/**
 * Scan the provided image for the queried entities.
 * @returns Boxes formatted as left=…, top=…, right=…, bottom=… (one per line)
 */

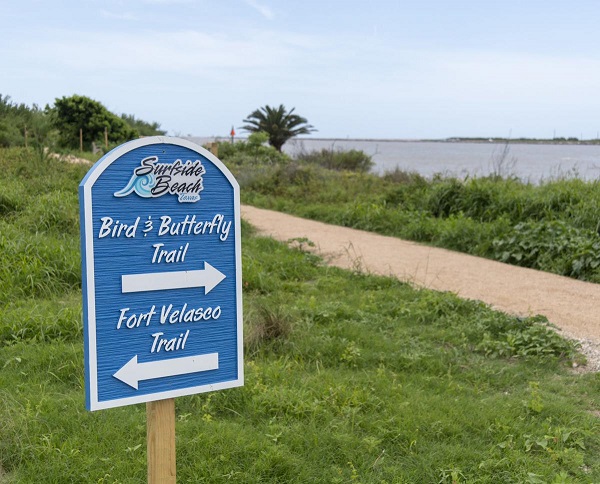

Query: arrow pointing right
left=121, top=262, right=226, bottom=294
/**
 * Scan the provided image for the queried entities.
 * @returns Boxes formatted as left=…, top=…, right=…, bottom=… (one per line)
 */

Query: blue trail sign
left=79, top=137, right=243, bottom=411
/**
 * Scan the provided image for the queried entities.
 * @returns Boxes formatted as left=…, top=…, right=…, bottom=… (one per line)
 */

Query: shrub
left=472, top=314, right=579, bottom=361
left=492, top=220, right=600, bottom=280
left=49, top=94, right=138, bottom=150
left=215, top=132, right=290, bottom=167
left=382, top=167, right=426, bottom=185
left=426, top=178, right=465, bottom=218
left=297, top=148, right=373, bottom=172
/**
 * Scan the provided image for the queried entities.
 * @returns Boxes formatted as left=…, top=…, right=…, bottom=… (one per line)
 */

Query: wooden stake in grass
left=147, top=398, right=176, bottom=483
left=79, top=128, right=83, bottom=152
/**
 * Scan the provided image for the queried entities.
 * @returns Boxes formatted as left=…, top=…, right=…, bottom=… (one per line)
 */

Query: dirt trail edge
left=242, top=205, right=600, bottom=349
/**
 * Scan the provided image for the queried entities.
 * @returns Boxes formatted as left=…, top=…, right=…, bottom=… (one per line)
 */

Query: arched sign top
left=81, top=136, right=239, bottom=194
left=80, top=137, right=243, bottom=411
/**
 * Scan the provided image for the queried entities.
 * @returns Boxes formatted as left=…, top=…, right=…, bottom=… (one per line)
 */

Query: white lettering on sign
left=96, top=213, right=232, bottom=241
left=116, top=304, right=222, bottom=330
left=115, top=303, right=222, bottom=353
left=160, top=303, right=222, bottom=324
left=116, top=306, right=157, bottom=329
left=151, top=242, right=189, bottom=263
left=150, top=330, right=190, bottom=353
left=157, top=214, right=231, bottom=241
left=98, top=217, right=140, bottom=238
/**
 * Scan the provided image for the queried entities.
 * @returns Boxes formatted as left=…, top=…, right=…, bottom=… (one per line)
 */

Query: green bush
left=492, top=220, right=600, bottom=281
left=382, top=167, right=427, bottom=185
left=297, top=148, right=374, bottom=172
left=471, top=313, right=579, bottom=360
left=216, top=132, right=290, bottom=167
left=50, top=94, right=139, bottom=150
left=427, top=178, right=466, bottom=218
left=0, top=119, right=24, bottom=148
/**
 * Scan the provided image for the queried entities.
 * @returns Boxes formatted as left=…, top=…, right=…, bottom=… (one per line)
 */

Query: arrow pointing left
left=113, top=353, right=219, bottom=389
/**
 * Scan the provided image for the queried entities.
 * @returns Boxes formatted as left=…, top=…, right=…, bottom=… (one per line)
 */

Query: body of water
left=189, top=137, right=600, bottom=183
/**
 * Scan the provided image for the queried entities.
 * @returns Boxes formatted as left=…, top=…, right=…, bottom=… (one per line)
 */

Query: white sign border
left=80, top=136, right=243, bottom=411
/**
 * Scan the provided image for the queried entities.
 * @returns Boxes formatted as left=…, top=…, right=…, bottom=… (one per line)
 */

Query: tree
left=49, top=95, right=138, bottom=150
left=241, top=104, right=316, bottom=152
left=121, top=113, right=166, bottom=136
left=0, top=94, right=54, bottom=157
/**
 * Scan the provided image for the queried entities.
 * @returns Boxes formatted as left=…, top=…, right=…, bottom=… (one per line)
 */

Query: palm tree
left=241, top=104, right=316, bottom=152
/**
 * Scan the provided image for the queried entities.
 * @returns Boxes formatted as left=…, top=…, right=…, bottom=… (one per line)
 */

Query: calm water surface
left=190, top=137, right=600, bottom=183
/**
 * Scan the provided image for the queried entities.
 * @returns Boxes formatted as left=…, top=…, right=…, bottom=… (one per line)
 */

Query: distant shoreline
left=292, top=137, right=600, bottom=146
left=191, top=136, right=600, bottom=146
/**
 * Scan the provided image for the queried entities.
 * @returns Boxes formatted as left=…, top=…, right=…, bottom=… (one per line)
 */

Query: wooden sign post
left=147, top=399, right=176, bottom=483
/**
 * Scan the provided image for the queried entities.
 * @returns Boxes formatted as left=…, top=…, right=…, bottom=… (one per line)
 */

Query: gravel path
left=242, top=205, right=600, bottom=370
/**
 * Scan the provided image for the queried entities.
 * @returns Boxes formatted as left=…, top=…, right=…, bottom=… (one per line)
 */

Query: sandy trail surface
left=242, top=205, right=600, bottom=366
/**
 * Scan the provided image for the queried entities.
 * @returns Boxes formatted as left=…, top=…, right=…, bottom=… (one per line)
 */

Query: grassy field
left=1, top=147, right=600, bottom=482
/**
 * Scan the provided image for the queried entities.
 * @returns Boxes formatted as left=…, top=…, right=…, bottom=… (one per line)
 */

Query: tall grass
left=0, top=150, right=83, bottom=302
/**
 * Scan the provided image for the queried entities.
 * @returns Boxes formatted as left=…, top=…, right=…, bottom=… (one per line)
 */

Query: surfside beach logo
left=115, top=155, right=206, bottom=203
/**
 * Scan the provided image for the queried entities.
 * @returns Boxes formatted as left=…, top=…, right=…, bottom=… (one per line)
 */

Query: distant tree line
left=1, top=96, right=318, bottom=155
left=0, top=94, right=166, bottom=152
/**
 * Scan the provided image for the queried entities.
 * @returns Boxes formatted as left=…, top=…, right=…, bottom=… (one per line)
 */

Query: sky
left=3, top=0, right=600, bottom=140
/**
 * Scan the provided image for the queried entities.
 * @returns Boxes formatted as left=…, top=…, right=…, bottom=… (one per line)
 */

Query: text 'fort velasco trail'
left=97, top=212, right=233, bottom=354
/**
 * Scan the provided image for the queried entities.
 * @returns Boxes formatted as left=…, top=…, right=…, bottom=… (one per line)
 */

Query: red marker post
left=230, top=126, right=235, bottom=144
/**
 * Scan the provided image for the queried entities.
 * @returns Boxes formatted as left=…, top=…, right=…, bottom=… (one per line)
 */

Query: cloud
left=243, top=0, right=274, bottom=20
left=17, top=29, right=302, bottom=74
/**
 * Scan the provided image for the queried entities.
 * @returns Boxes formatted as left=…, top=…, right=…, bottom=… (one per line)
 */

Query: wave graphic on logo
left=114, top=173, right=156, bottom=198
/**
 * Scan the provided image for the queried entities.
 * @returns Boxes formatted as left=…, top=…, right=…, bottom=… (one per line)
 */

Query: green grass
left=2, top=147, right=600, bottom=482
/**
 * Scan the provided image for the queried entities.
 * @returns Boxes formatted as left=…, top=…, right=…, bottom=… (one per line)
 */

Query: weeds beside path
left=242, top=205, right=600, bottom=363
